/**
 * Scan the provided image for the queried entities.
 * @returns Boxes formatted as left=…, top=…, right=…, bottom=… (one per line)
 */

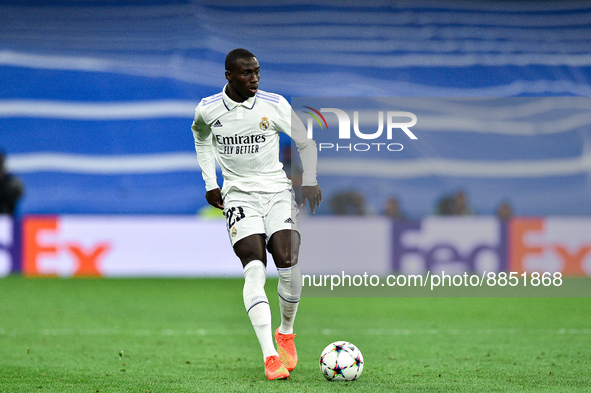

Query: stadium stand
left=1, top=1, right=590, bottom=217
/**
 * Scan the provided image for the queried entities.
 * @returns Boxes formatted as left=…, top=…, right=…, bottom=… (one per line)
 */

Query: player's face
left=225, top=57, right=260, bottom=101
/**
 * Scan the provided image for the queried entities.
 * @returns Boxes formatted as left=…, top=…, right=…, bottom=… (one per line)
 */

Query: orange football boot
left=274, top=328, right=298, bottom=371
left=264, top=355, right=290, bottom=380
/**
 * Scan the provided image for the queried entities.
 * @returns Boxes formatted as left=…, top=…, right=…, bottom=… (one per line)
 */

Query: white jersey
left=191, top=85, right=318, bottom=195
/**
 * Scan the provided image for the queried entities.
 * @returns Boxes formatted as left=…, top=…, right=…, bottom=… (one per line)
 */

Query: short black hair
left=225, top=48, right=256, bottom=71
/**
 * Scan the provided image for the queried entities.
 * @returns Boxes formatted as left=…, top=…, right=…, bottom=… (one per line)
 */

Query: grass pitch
left=0, top=277, right=589, bottom=392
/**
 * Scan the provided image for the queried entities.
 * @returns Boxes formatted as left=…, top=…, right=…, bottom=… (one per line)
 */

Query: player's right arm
left=192, top=103, right=223, bottom=209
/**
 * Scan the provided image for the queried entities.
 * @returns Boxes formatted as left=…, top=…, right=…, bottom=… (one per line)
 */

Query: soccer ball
left=319, top=341, right=364, bottom=381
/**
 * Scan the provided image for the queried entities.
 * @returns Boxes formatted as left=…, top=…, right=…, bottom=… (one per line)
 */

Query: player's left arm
left=276, top=97, right=322, bottom=213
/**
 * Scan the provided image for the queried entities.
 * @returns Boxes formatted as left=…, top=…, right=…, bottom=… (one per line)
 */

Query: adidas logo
left=284, top=218, right=294, bottom=224
left=213, top=119, right=223, bottom=127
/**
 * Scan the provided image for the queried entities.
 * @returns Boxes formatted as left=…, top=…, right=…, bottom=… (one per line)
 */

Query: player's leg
left=268, top=230, right=301, bottom=371
left=235, top=236, right=289, bottom=380
left=268, top=229, right=302, bottom=332
left=265, top=189, right=302, bottom=371
left=234, top=235, right=289, bottom=379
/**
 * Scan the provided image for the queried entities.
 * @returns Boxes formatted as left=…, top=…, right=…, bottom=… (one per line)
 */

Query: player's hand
left=301, top=185, right=322, bottom=214
left=206, top=188, right=224, bottom=210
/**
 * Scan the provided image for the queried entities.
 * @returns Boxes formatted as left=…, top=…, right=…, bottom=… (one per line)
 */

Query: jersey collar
left=222, top=84, right=256, bottom=111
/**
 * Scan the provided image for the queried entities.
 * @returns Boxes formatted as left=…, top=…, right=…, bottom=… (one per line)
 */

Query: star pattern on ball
left=333, top=343, right=345, bottom=355
left=352, top=354, right=363, bottom=371
left=332, top=360, right=347, bottom=379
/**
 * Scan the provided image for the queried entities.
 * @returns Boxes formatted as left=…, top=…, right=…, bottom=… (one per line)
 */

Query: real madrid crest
left=259, top=117, right=269, bottom=131
left=231, top=226, right=237, bottom=237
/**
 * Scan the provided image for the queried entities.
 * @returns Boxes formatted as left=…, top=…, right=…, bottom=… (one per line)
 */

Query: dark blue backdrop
left=1, top=1, right=590, bottom=217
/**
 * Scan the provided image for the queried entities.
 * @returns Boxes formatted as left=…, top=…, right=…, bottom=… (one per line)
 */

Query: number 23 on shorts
left=225, top=206, right=246, bottom=229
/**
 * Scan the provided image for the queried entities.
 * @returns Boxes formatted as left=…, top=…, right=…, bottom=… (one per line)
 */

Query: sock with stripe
left=277, top=263, right=302, bottom=335
left=243, top=260, right=277, bottom=360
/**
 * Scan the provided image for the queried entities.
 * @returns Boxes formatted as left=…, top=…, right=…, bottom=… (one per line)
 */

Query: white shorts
left=223, top=188, right=300, bottom=247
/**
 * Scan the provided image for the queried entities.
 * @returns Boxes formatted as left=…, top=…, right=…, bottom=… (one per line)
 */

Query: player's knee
left=269, top=231, right=300, bottom=269
left=274, top=252, right=298, bottom=269
left=239, top=254, right=267, bottom=267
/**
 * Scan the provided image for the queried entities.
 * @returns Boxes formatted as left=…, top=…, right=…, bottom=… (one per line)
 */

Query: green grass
left=0, top=277, right=590, bottom=392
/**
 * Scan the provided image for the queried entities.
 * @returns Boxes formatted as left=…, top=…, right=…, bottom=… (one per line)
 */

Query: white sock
left=243, top=260, right=277, bottom=360
left=277, top=263, right=302, bottom=335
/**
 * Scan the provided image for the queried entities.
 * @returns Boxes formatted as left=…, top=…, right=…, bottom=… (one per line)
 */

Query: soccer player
left=191, top=48, right=322, bottom=380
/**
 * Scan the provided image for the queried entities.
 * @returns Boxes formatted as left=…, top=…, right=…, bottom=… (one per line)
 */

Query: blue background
left=1, top=1, right=591, bottom=218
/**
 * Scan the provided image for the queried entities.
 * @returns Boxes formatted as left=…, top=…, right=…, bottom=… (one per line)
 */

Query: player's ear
left=225, top=70, right=232, bottom=82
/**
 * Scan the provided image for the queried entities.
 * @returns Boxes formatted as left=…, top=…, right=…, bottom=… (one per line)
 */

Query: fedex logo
left=392, top=217, right=507, bottom=275
left=22, top=216, right=110, bottom=277
left=509, top=218, right=591, bottom=276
